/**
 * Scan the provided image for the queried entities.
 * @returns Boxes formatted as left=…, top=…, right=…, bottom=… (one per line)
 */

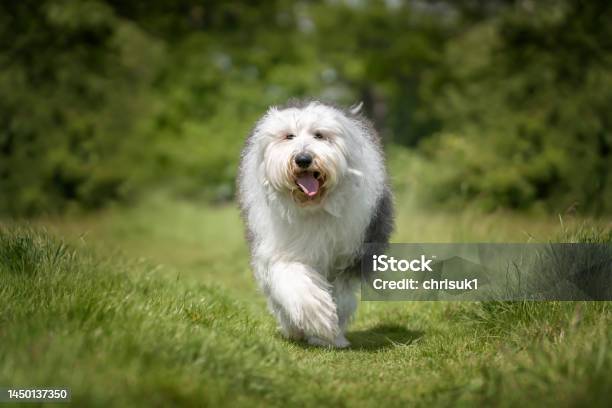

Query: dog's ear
left=349, top=101, right=364, bottom=115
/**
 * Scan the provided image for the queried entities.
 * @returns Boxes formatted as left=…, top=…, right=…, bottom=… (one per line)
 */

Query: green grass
left=1, top=198, right=611, bottom=407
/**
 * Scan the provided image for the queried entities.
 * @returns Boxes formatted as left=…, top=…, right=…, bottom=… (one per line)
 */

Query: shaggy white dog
left=238, top=100, right=393, bottom=348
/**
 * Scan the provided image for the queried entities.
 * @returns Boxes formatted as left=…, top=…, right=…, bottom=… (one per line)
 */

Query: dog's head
left=252, top=102, right=367, bottom=206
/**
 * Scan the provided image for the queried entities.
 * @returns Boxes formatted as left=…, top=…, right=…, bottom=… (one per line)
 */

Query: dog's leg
left=333, top=276, right=358, bottom=331
left=267, top=299, right=304, bottom=340
left=306, top=275, right=357, bottom=349
left=329, top=276, right=358, bottom=348
left=265, top=261, right=340, bottom=344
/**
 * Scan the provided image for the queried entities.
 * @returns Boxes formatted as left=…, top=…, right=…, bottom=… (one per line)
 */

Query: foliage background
left=2, top=0, right=611, bottom=215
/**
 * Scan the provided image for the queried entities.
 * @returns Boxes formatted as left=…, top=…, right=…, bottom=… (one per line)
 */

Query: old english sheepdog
left=238, top=100, right=393, bottom=348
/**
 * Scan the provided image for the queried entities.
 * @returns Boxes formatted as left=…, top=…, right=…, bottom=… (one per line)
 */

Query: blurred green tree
left=417, top=0, right=612, bottom=212
left=1, top=0, right=610, bottom=215
left=0, top=0, right=162, bottom=214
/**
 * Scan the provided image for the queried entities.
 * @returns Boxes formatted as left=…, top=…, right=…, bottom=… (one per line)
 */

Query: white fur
left=239, top=102, right=387, bottom=347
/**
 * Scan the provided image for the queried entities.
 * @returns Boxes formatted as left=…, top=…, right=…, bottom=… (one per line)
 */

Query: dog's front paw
left=333, top=334, right=351, bottom=348
left=285, top=276, right=339, bottom=341
left=267, top=261, right=341, bottom=342
left=307, top=333, right=350, bottom=349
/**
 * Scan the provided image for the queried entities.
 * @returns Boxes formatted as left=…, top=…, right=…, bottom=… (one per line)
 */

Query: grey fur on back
left=344, top=185, right=394, bottom=279
left=365, top=185, right=394, bottom=245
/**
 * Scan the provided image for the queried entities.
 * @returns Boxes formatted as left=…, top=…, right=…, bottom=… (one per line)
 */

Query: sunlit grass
left=1, top=198, right=611, bottom=406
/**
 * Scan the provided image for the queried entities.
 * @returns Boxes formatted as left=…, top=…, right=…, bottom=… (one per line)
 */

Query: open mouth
left=295, top=171, right=322, bottom=197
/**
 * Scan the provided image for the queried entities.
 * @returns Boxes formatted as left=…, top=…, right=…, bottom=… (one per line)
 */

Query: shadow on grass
left=285, top=324, right=423, bottom=351
left=346, top=324, right=424, bottom=351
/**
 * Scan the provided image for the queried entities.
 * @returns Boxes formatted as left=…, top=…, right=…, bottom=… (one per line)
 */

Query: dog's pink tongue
left=296, top=174, right=319, bottom=197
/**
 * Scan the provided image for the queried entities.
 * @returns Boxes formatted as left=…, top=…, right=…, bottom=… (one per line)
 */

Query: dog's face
left=254, top=103, right=353, bottom=206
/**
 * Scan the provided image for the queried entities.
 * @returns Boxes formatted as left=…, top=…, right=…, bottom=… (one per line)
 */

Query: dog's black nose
left=294, top=152, right=313, bottom=168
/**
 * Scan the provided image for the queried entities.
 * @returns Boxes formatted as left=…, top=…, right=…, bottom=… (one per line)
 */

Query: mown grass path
left=1, top=199, right=611, bottom=407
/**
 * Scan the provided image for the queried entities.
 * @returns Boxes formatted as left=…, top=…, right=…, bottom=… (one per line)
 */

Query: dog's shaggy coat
left=238, top=100, right=393, bottom=347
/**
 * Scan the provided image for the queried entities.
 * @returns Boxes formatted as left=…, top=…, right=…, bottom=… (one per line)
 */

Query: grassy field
left=1, top=197, right=611, bottom=407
